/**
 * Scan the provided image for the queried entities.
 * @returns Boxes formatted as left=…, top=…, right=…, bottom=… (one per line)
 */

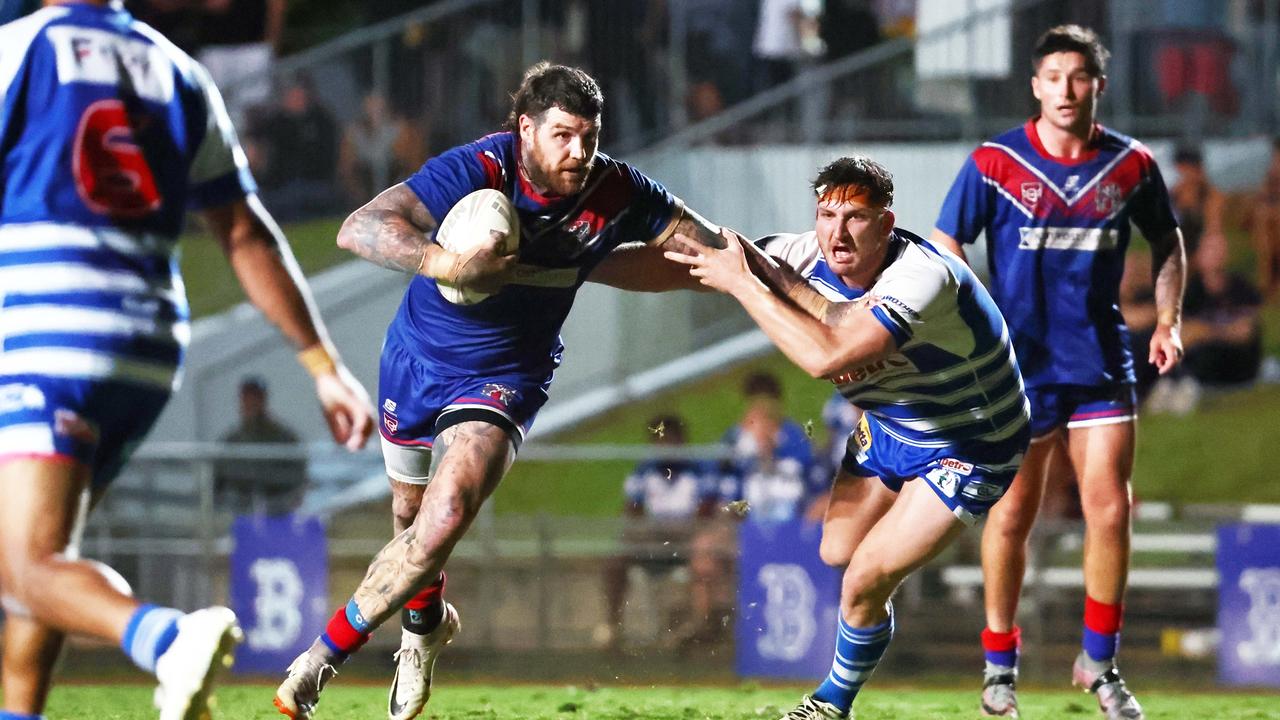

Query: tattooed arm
left=336, top=183, right=515, bottom=289
left=1148, top=226, right=1187, bottom=374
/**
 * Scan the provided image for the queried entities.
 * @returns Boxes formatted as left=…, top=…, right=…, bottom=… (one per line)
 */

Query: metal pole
left=197, top=459, right=217, bottom=606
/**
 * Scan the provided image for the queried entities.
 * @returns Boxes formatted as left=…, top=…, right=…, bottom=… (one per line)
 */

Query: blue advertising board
left=229, top=514, right=330, bottom=675
left=1217, top=523, right=1280, bottom=687
left=735, top=518, right=842, bottom=679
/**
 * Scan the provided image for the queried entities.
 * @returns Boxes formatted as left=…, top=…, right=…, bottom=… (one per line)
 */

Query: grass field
left=26, top=683, right=1280, bottom=719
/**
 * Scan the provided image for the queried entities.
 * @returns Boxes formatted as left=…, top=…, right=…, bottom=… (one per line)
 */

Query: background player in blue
left=667, top=156, right=1030, bottom=720
left=930, top=25, right=1186, bottom=720
left=274, top=63, right=729, bottom=720
left=0, top=2, right=374, bottom=720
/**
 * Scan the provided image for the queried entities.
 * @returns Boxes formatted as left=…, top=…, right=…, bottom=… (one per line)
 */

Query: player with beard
left=274, top=63, right=728, bottom=720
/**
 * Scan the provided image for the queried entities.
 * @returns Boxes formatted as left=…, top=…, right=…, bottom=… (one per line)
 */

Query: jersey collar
left=1025, top=117, right=1103, bottom=166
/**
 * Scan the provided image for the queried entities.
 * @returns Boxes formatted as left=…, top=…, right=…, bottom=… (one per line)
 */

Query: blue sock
left=812, top=604, right=895, bottom=714
left=0, top=712, right=47, bottom=720
left=121, top=604, right=183, bottom=673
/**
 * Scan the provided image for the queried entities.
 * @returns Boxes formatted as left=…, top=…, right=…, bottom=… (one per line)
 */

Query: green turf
left=178, top=216, right=347, bottom=318
left=26, top=683, right=1280, bottom=719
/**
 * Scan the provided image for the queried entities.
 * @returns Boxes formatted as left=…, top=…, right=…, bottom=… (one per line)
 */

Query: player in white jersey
left=667, top=156, right=1030, bottom=720
left=0, top=3, right=373, bottom=719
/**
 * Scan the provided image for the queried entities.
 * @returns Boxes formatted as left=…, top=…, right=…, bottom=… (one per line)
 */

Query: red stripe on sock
left=403, top=572, right=446, bottom=611
left=981, top=626, right=1021, bottom=652
left=324, top=607, right=368, bottom=653
left=1084, top=596, right=1123, bottom=634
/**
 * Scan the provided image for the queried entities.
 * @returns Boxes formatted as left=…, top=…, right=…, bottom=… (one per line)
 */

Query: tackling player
left=667, top=156, right=1030, bottom=720
left=0, top=3, right=373, bottom=720
left=931, top=25, right=1185, bottom=720
left=273, top=62, right=727, bottom=720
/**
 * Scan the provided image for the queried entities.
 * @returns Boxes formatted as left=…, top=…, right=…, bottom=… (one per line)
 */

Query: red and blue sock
left=981, top=626, right=1020, bottom=669
left=1082, top=596, right=1123, bottom=662
left=402, top=572, right=446, bottom=636
left=121, top=604, right=182, bottom=673
left=320, top=599, right=372, bottom=661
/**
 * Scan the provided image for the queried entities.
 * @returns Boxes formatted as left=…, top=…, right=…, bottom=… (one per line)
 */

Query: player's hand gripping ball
left=434, top=188, right=521, bottom=304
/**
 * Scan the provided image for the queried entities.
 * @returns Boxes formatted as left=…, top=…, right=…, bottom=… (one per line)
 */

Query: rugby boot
left=1072, top=652, right=1145, bottom=720
left=153, top=606, right=242, bottom=720
left=274, top=648, right=339, bottom=719
left=778, top=694, right=848, bottom=720
left=387, top=602, right=460, bottom=720
left=980, top=663, right=1019, bottom=718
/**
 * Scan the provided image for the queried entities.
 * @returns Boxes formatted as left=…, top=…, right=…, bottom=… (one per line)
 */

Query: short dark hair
left=811, top=156, right=894, bottom=208
left=504, top=62, right=603, bottom=131
left=1032, top=25, right=1109, bottom=76
left=742, top=372, right=783, bottom=400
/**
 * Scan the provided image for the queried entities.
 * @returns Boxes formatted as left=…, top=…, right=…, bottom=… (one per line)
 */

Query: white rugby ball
left=434, top=188, right=520, bottom=305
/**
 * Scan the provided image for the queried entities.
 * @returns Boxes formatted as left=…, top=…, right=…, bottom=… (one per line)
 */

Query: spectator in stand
left=820, top=0, right=882, bottom=63
left=602, top=414, right=728, bottom=651
left=125, top=0, right=201, bottom=54
left=1170, top=145, right=1227, bottom=260
left=215, top=377, right=308, bottom=515
left=196, top=0, right=286, bottom=124
left=586, top=0, right=665, bottom=147
left=720, top=371, right=823, bottom=524
left=337, top=91, right=427, bottom=206
left=752, top=0, right=824, bottom=92
left=252, top=75, right=343, bottom=221
left=1182, top=239, right=1264, bottom=387
left=685, top=0, right=757, bottom=118
left=1248, top=139, right=1280, bottom=300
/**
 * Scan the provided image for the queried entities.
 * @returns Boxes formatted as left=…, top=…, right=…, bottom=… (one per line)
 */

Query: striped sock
left=981, top=626, right=1020, bottom=670
left=0, top=712, right=47, bottom=719
left=811, top=604, right=895, bottom=715
left=320, top=599, right=373, bottom=661
left=1082, top=596, right=1123, bottom=662
left=121, top=604, right=183, bottom=673
left=402, top=572, right=446, bottom=636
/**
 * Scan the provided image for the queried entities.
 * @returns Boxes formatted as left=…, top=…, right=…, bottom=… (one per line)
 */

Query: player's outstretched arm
left=201, top=195, right=374, bottom=450
left=587, top=241, right=708, bottom=292
left=337, top=183, right=515, bottom=290
left=1148, top=226, right=1187, bottom=374
left=666, top=233, right=896, bottom=378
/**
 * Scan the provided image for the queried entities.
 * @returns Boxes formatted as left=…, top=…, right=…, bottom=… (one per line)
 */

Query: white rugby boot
left=778, top=694, right=848, bottom=719
left=1072, top=652, right=1146, bottom=720
left=274, top=648, right=339, bottom=719
left=153, top=606, right=242, bottom=720
left=387, top=602, right=460, bottom=720
left=980, top=663, right=1020, bottom=717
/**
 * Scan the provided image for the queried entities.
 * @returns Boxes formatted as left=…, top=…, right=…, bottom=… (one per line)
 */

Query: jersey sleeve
left=186, top=60, right=256, bottom=209
left=404, top=141, right=492, bottom=226
left=934, top=156, right=991, bottom=245
left=619, top=163, right=680, bottom=245
left=1127, top=149, right=1179, bottom=241
left=867, top=253, right=951, bottom=345
left=755, top=231, right=820, bottom=273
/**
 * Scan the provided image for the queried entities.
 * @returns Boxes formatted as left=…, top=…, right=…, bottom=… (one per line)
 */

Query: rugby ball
left=434, top=188, right=520, bottom=305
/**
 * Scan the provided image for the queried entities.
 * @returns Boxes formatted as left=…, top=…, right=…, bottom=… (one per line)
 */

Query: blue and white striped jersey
left=0, top=2, right=254, bottom=391
left=759, top=228, right=1030, bottom=450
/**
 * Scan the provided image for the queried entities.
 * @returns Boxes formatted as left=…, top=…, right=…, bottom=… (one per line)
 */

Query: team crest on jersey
left=938, top=458, right=974, bottom=476
left=53, top=409, right=99, bottom=444
left=1095, top=182, right=1122, bottom=214
left=1020, top=182, right=1042, bottom=207
left=925, top=467, right=961, bottom=498
left=482, top=383, right=518, bottom=407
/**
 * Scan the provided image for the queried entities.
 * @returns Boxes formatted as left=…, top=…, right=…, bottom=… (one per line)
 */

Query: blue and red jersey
left=935, top=120, right=1178, bottom=389
left=392, top=131, right=679, bottom=382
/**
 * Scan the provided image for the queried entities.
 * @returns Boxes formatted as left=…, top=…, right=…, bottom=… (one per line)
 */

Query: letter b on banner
left=1217, top=523, right=1280, bottom=686
left=230, top=514, right=329, bottom=674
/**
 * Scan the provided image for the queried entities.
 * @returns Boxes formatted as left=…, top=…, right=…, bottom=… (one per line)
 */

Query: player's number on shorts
left=72, top=99, right=162, bottom=218
left=246, top=558, right=305, bottom=651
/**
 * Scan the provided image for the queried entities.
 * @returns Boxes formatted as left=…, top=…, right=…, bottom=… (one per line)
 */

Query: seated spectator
left=1182, top=240, right=1264, bottom=387
left=251, top=75, right=343, bottom=221
left=720, top=371, right=823, bottom=523
left=1248, top=139, right=1280, bottom=300
left=215, top=377, right=308, bottom=515
left=338, top=91, right=427, bottom=205
left=196, top=0, right=286, bottom=125
left=602, top=414, right=730, bottom=651
left=1170, top=145, right=1227, bottom=259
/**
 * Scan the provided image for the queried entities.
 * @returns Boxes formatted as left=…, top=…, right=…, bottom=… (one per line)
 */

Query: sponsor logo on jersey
left=925, top=467, right=960, bottom=498
left=47, top=27, right=174, bottom=104
left=1020, top=182, right=1042, bottom=207
left=960, top=480, right=1005, bottom=501
left=830, top=356, right=912, bottom=385
left=382, top=398, right=397, bottom=413
left=482, top=383, right=518, bottom=407
left=1063, top=174, right=1080, bottom=193
left=875, top=293, right=920, bottom=319
left=0, top=384, right=46, bottom=415
left=853, top=415, right=873, bottom=455
left=1095, top=182, right=1122, bottom=214
left=1017, top=227, right=1119, bottom=251
left=938, top=458, right=974, bottom=476
left=382, top=398, right=399, bottom=434
left=53, top=408, right=98, bottom=444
